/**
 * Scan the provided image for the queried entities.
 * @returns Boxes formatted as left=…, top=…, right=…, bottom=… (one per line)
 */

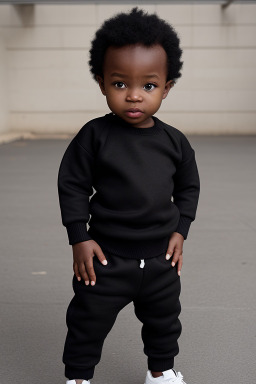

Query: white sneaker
left=66, top=380, right=91, bottom=384
left=144, top=368, right=187, bottom=384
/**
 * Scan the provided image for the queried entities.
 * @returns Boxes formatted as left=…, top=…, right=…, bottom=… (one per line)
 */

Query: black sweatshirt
left=57, top=113, right=200, bottom=259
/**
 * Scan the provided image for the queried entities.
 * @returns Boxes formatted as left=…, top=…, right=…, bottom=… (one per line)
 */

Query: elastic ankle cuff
left=148, top=357, right=174, bottom=372
left=65, top=365, right=94, bottom=380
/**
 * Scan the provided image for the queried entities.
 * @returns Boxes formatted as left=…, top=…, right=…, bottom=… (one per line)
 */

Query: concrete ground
left=0, top=136, right=255, bottom=384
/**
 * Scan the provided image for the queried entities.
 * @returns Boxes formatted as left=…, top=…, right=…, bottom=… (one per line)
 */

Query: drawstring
left=139, top=259, right=145, bottom=269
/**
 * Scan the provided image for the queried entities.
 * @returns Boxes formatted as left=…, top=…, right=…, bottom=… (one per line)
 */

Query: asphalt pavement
left=0, top=135, right=255, bottom=384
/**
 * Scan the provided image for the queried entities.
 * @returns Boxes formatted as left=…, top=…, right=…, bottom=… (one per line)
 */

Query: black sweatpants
left=63, top=250, right=182, bottom=380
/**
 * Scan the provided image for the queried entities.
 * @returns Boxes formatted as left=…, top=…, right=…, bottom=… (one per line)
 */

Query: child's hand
left=72, top=240, right=108, bottom=286
left=165, top=232, right=184, bottom=276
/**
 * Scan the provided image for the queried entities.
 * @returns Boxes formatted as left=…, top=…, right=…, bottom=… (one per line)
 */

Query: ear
left=96, top=75, right=106, bottom=96
left=162, top=80, right=174, bottom=100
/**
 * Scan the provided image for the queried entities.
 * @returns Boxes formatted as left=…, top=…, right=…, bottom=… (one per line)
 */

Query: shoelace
left=166, top=371, right=184, bottom=383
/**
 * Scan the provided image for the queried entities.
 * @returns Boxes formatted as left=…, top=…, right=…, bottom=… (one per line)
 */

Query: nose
left=126, top=88, right=143, bottom=102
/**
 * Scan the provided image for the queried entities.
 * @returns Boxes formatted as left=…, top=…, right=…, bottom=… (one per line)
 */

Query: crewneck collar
left=107, top=113, right=161, bottom=135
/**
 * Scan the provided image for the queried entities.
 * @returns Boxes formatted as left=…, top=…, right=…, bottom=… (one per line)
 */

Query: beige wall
left=0, top=3, right=256, bottom=135
left=0, top=29, right=8, bottom=134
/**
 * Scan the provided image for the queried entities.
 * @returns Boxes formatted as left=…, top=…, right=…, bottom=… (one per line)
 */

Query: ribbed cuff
left=148, top=357, right=174, bottom=371
left=65, top=365, right=95, bottom=381
left=66, top=222, right=92, bottom=245
left=175, top=215, right=192, bottom=240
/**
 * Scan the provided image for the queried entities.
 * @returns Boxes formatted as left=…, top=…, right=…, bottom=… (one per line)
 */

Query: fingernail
left=166, top=254, right=171, bottom=260
left=178, top=271, right=181, bottom=276
left=91, top=281, right=95, bottom=286
left=171, top=262, right=175, bottom=267
left=77, top=277, right=81, bottom=281
left=85, top=280, right=89, bottom=285
left=102, top=260, right=108, bottom=265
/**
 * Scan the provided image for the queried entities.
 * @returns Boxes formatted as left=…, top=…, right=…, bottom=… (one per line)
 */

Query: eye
left=114, top=82, right=126, bottom=89
left=143, top=83, right=156, bottom=91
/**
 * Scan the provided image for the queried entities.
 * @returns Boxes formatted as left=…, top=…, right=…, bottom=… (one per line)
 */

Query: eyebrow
left=110, top=72, right=160, bottom=79
left=110, top=73, right=128, bottom=78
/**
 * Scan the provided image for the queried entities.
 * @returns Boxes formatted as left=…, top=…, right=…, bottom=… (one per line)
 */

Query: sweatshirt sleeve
left=172, top=134, right=200, bottom=240
left=57, top=135, right=95, bottom=245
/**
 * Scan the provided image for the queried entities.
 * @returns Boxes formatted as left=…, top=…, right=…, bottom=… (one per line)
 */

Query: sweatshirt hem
left=88, top=228, right=170, bottom=259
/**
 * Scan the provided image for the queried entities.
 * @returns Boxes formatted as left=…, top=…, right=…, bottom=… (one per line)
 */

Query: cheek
left=147, top=91, right=165, bottom=106
left=106, top=91, right=123, bottom=105
left=105, top=92, right=124, bottom=112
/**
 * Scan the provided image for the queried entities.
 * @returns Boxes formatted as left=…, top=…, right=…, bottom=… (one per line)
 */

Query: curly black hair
left=89, top=7, right=183, bottom=85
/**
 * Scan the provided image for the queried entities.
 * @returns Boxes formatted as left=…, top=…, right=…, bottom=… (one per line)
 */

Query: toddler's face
left=97, top=44, right=173, bottom=128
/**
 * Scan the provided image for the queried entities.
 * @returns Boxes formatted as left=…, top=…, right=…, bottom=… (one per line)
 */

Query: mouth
left=125, top=109, right=144, bottom=118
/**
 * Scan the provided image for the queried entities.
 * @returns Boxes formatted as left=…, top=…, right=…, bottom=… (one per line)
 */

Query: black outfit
left=57, top=113, right=200, bottom=380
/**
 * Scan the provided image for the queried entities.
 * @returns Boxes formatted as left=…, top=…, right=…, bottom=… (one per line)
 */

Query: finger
left=171, top=250, right=182, bottom=267
left=85, top=258, right=96, bottom=286
left=95, top=248, right=108, bottom=266
left=78, top=262, right=90, bottom=285
left=73, top=262, right=81, bottom=281
left=166, top=246, right=174, bottom=260
left=177, top=255, right=183, bottom=276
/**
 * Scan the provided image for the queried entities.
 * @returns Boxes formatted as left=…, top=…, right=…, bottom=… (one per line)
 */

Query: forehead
left=103, top=44, right=168, bottom=78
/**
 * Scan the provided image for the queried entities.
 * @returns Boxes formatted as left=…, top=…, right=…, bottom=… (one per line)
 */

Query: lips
left=125, top=108, right=144, bottom=118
